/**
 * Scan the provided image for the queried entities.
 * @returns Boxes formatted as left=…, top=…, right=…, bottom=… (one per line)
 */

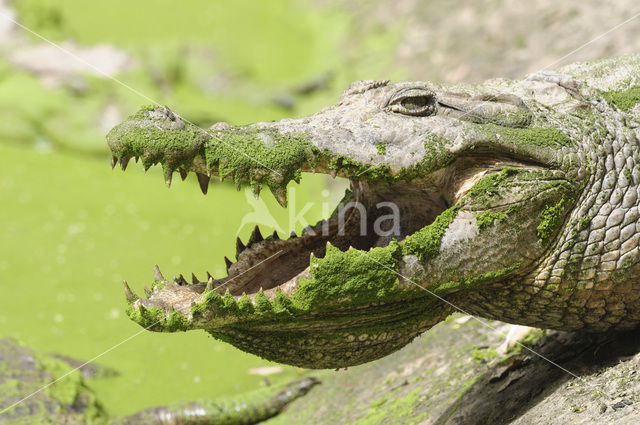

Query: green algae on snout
left=205, top=128, right=318, bottom=191
left=473, top=123, right=572, bottom=148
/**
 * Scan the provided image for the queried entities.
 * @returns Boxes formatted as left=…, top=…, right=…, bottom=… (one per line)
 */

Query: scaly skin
left=107, top=54, right=640, bottom=369
left=0, top=338, right=318, bottom=425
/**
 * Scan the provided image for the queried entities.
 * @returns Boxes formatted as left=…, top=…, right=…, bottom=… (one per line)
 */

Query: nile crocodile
left=107, top=54, right=640, bottom=369
left=0, top=338, right=317, bottom=424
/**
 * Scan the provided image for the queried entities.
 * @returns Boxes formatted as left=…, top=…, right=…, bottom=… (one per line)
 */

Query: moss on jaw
left=600, top=86, right=640, bottom=112
left=475, top=206, right=517, bottom=232
left=434, top=263, right=521, bottom=294
left=292, top=242, right=405, bottom=310
left=537, top=197, right=571, bottom=242
left=463, top=167, right=518, bottom=209
left=205, top=128, right=318, bottom=191
left=402, top=207, right=458, bottom=262
left=107, top=115, right=207, bottom=175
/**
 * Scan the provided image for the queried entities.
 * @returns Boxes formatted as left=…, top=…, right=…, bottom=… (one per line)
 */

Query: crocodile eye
left=387, top=88, right=437, bottom=117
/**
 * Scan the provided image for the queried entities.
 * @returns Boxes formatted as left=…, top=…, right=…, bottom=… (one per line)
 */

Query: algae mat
left=0, top=143, right=341, bottom=416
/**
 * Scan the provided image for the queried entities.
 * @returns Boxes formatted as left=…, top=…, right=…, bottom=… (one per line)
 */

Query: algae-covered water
left=0, top=0, right=396, bottom=417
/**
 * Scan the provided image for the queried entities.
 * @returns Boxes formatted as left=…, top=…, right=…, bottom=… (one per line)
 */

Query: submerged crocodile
left=107, top=54, right=640, bottom=369
left=0, top=338, right=317, bottom=424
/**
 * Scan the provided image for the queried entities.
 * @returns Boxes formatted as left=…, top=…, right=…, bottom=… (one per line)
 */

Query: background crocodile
left=107, top=54, right=640, bottom=371
left=0, top=338, right=317, bottom=424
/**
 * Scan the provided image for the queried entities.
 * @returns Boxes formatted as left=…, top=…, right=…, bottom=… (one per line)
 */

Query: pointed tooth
left=206, top=277, right=214, bottom=291
left=138, top=303, right=147, bottom=314
left=153, top=264, right=165, bottom=281
left=191, top=273, right=200, bottom=284
left=179, top=168, right=188, bottom=181
left=252, top=183, right=262, bottom=200
left=178, top=274, right=187, bottom=285
left=120, top=156, right=131, bottom=171
left=144, top=286, right=152, bottom=298
left=270, top=186, right=287, bottom=208
left=123, top=280, right=138, bottom=302
left=236, top=237, right=246, bottom=256
left=135, top=156, right=139, bottom=163
left=303, top=225, right=315, bottom=236
left=329, top=169, right=337, bottom=179
left=197, top=173, right=209, bottom=195
left=250, top=225, right=264, bottom=245
left=224, top=256, right=233, bottom=272
left=290, top=231, right=297, bottom=238
left=110, top=156, right=118, bottom=169
left=235, top=182, right=242, bottom=192
left=207, top=271, right=213, bottom=280
left=272, top=230, right=280, bottom=240
left=163, top=164, right=174, bottom=188
left=143, top=162, right=152, bottom=173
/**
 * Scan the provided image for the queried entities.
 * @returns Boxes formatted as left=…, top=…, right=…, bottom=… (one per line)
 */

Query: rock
left=265, top=316, right=640, bottom=424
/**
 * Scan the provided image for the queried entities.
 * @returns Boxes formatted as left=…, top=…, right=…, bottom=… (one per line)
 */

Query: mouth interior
left=154, top=171, right=453, bottom=306
left=145, top=150, right=531, bottom=309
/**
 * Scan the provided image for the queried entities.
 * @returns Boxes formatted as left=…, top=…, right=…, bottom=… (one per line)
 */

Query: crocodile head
left=107, top=78, right=587, bottom=368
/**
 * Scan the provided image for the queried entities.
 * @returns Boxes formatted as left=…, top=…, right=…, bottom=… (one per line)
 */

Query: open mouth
left=107, top=104, right=565, bottom=368
left=129, top=173, right=454, bottom=315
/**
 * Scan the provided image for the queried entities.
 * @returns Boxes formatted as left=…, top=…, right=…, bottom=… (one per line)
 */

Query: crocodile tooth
left=252, top=184, right=262, bottom=200
left=236, top=237, right=246, bottom=256
left=290, top=231, right=297, bottom=238
left=249, top=225, right=264, bottom=245
left=235, top=182, right=242, bottom=192
left=134, top=156, right=139, bottom=163
left=120, top=156, right=131, bottom=171
left=207, top=271, right=213, bottom=280
left=224, top=256, right=233, bottom=272
left=179, top=169, right=188, bottom=181
left=153, top=264, right=164, bottom=281
left=163, top=165, right=173, bottom=188
left=206, top=277, right=214, bottom=291
left=270, top=186, right=288, bottom=208
left=123, top=280, right=138, bottom=302
left=178, top=274, right=188, bottom=286
left=197, top=173, right=209, bottom=195
left=144, top=286, right=152, bottom=298
left=272, top=230, right=280, bottom=240
left=110, top=156, right=118, bottom=169
left=191, top=273, right=200, bottom=284
left=138, top=303, right=147, bottom=314
left=303, top=225, right=315, bottom=236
